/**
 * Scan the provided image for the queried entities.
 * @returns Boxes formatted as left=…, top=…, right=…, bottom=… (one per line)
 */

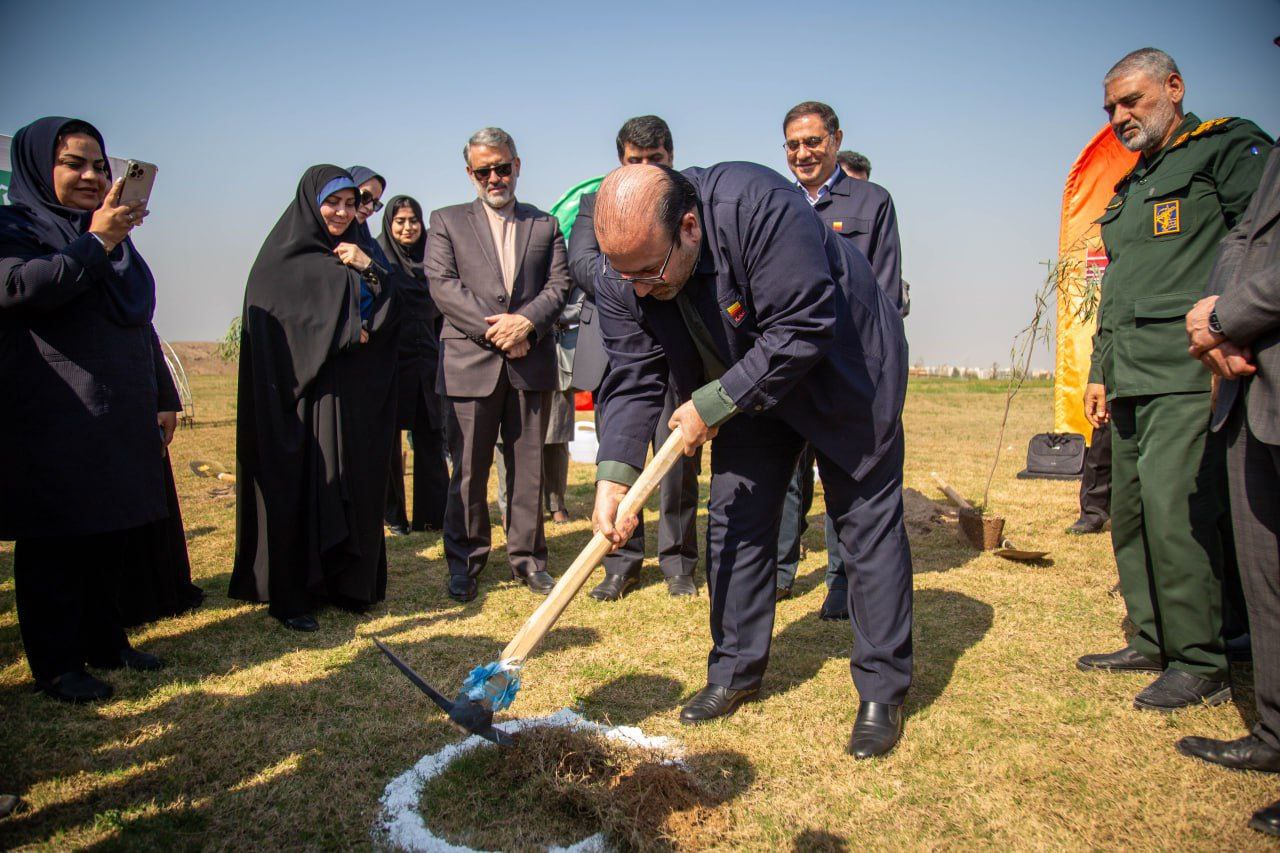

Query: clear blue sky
left=3, top=0, right=1277, bottom=369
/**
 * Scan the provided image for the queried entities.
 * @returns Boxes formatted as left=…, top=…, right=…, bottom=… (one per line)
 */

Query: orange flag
left=1055, top=126, right=1138, bottom=441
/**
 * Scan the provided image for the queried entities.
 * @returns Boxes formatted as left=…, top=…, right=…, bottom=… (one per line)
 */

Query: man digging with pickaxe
left=590, top=163, right=913, bottom=758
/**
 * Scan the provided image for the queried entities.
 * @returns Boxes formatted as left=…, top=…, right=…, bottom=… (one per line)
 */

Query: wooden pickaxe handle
left=930, top=471, right=973, bottom=511
left=500, top=427, right=689, bottom=667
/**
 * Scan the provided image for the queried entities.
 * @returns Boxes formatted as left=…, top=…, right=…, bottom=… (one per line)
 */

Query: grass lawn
left=0, top=373, right=1272, bottom=850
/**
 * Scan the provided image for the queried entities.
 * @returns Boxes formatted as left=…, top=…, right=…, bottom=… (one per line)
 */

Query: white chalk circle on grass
left=375, top=708, right=678, bottom=853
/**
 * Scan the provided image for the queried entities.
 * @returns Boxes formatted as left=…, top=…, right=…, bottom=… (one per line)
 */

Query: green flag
left=548, top=175, right=604, bottom=241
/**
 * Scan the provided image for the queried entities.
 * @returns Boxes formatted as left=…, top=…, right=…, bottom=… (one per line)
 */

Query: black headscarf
left=346, top=165, right=393, bottom=268
left=376, top=195, right=426, bottom=282
left=242, top=164, right=364, bottom=400
left=0, top=116, right=156, bottom=326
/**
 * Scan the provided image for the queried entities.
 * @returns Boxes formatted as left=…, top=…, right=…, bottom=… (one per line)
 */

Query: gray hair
left=1104, top=48, right=1181, bottom=85
left=463, top=127, right=518, bottom=164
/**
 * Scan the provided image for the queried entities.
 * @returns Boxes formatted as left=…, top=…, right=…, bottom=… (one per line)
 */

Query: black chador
left=229, top=165, right=399, bottom=625
left=377, top=195, right=448, bottom=532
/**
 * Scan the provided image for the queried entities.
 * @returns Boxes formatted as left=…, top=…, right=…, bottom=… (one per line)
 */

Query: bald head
left=596, top=165, right=690, bottom=252
left=594, top=164, right=703, bottom=300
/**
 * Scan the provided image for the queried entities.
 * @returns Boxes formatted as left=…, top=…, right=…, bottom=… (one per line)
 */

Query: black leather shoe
left=37, top=670, right=113, bottom=704
left=680, top=683, right=757, bottom=724
left=1076, top=646, right=1162, bottom=673
left=775, top=585, right=793, bottom=601
left=589, top=574, right=637, bottom=602
left=182, top=583, right=205, bottom=611
left=1065, top=516, right=1106, bottom=535
left=666, top=576, right=697, bottom=597
left=1227, top=633, right=1253, bottom=663
left=88, top=646, right=165, bottom=671
left=447, top=576, right=477, bottom=603
left=849, top=701, right=903, bottom=759
left=1250, top=800, right=1280, bottom=838
left=1176, top=734, right=1280, bottom=773
left=1134, top=668, right=1231, bottom=712
left=385, top=523, right=410, bottom=537
left=515, top=570, right=555, bottom=595
left=279, top=614, right=320, bottom=632
left=819, top=585, right=848, bottom=621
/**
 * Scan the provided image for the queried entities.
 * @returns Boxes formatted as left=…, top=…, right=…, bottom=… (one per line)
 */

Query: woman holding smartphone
left=0, top=116, right=177, bottom=703
left=229, top=165, right=399, bottom=632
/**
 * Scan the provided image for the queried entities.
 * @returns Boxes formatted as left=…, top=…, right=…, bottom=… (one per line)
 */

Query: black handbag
left=1016, top=432, right=1086, bottom=480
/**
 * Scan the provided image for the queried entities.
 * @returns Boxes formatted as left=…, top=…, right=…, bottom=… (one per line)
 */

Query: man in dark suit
left=775, top=101, right=905, bottom=622
left=1177, top=138, right=1280, bottom=839
left=591, top=163, right=913, bottom=757
left=426, top=127, right=572, bottom=601
left=569, top=115, right=701, bottom=600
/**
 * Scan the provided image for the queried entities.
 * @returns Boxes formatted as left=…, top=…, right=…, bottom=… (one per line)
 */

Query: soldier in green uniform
left=1077, top=47, right=1270, bottom=710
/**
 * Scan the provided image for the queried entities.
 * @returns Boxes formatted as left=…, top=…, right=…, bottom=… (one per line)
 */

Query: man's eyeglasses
left=359, top=190, right=384, bottom=212
left=602, top=236, right=677, bottom=287
left=471, top=162, right=514, bottom=181
left=783, top=134, right=830, bottom=153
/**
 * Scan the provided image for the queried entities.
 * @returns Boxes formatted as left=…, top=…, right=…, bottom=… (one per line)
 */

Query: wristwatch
left=1208, top=309, right=1223, bottom=336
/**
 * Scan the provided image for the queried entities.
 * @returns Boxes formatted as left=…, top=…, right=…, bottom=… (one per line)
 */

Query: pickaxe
left=375, top=427, right=688, bottom=745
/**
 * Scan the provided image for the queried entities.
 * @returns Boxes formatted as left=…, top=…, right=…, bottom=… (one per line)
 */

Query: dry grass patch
left=1, top=373, right=1276, bottom=850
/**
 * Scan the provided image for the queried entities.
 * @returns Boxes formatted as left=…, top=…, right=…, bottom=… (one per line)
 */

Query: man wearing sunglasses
left=590, top=163, right=912, bottom=758
left=776, top=101, right=905, bottom=621
left=426, top=127, right=572, bottom=602
left=568, top=115, right=702, bottom=602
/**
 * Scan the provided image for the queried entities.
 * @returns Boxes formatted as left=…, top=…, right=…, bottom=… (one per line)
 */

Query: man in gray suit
left=1176, top=138, right=1280, bottom=839
left=427, top=127, right=572, bottom=601
left=570, top=115, right=701, bottom=600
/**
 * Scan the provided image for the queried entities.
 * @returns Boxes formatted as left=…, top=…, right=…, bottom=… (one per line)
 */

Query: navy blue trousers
left=705, top=416, right=913, bottom=704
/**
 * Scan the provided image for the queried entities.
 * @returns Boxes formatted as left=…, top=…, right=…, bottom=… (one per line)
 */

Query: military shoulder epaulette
left=1168, top=117, right=1237, bottom=150
left=1113, top=164, right=1138, bottom=192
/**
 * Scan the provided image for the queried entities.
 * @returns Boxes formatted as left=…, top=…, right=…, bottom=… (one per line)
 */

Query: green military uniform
left=1090, top=112, right=1271, bottom=680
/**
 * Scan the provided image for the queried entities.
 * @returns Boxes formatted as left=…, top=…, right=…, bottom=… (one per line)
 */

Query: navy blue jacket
left=596, top=162, right=907, bottom=481
left=0, top=233, right=180, bottom=538
left=809, top=168, right=904, bottom=314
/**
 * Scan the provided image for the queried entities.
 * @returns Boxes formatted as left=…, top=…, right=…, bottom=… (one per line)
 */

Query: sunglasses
left=471, top=162, right=514, bottom=181
left=783, top=134, right=830, bottom=152
left=359, top=190, right=384, bottom=212
left=602, top=236, right=677, bottom=287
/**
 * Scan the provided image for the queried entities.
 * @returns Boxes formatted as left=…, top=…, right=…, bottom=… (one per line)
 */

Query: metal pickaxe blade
left=373, top=638, right=514, bottom=746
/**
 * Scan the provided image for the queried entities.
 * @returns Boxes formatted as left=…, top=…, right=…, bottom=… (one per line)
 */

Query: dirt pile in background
left=903, top=487, right=951, bottom=536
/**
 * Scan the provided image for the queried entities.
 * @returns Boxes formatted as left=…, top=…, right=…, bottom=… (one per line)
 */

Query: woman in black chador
left=229, top=165, right=399, bottom=632
left=377, top=195, right=448, bottom=534
left=0, top=117, right=178, bottom=702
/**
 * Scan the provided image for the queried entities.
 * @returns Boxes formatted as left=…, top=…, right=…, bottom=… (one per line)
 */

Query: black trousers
left=1227, top=401, right=1280, bottom=748
left=14, top=530, right=130, bottom=682
left=385, top=392, right=448, bottom=531
left=705, top=415, right=913, bottom=704
left=602, top=385, right=701, bottom=580
left=1077, top=424, right=1112, bottom=524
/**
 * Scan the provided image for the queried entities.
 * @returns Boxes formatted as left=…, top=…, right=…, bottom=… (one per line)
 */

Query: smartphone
left=118, top=159, right=158, bottom=209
